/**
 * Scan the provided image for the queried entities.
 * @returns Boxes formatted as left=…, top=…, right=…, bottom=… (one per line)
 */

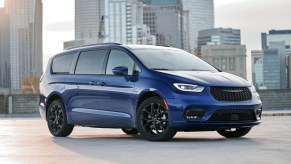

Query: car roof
left=58, top=44, right=182, bottom=58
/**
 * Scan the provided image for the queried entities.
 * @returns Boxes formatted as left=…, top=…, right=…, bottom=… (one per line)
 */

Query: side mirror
left=112, top=66, right=128, bottom=76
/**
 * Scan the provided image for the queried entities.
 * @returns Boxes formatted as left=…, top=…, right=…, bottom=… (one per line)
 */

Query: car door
left=66, top=49, right=108, bottom=125
left=98, top=49, right=139, bottom=127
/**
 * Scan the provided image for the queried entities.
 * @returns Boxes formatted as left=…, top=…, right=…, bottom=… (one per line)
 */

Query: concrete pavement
left=0, top=116, right=290, bottom=164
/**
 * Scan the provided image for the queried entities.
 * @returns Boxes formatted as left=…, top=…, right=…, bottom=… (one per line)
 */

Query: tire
left=46, top=99, right=74, bottom=137
left=136, top=96, right=177, bottom=141
left=217, top=127, right=252, bottom=138
left=121, top=128, right=138, bottom=135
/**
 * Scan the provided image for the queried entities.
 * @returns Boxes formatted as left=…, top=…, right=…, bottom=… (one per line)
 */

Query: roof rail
left=65, top=43, right=122, bottom=50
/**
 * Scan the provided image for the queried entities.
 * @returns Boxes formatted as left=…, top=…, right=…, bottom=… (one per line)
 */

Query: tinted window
left=52, top=53, right=75, bottom=74
left=75, top=50, right=107, bottom=75
left=106, top=50, right=134, bottom=75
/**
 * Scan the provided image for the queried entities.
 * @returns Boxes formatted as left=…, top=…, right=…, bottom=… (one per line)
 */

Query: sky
left=1, top=0, right=291, bottom=80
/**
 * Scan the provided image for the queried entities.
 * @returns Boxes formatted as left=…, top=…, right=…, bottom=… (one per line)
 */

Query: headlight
left=173, top=83, right=205, bottom=92
left=249, top=85, right=256, bottom=93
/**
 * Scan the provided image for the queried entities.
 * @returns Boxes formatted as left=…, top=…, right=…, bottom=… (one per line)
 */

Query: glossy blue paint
left=39, top=44, right=262, bottom=130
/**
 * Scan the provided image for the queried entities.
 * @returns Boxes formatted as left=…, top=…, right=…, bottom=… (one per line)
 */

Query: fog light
left=256, top=108, right=262, bottom=120
left=185, top=108, right=205, bottom=120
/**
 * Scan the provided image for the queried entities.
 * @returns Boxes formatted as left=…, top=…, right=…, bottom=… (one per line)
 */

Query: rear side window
left=52, top=53, right=75, bottom=74
left=75, top=50, right=107, bottom=75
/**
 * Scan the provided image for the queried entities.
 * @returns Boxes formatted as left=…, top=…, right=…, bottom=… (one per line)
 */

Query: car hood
left=157, top=71, right=251, bottom=87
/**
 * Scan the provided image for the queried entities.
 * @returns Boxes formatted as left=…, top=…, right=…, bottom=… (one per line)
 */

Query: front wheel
left=217, top=127, right=252, bottom=138
left=46, top=99, right=74, bottom=137
left=136, top=97, right=177, bottom=141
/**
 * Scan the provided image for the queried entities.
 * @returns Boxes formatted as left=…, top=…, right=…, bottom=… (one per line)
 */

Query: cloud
left=44, top=21, right=74, bottom=32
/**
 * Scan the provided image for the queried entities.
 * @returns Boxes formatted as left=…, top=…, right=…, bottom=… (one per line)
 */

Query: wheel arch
left=46, top=93, right=63, bottom=110
left=136, top=90, right=165, bottom=111
left=45, top=93, right=65, bottom=118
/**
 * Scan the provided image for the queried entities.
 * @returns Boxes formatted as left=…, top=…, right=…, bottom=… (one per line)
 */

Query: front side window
left=52, top=53, right=75, bottom=74
left=106, top=50, right=135, bottom=75
left=75, top=50, right=107, bottom=75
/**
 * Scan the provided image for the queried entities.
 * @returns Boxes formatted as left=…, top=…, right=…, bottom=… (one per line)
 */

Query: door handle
left=89, top=81, right=97, bottom=86
left=100, top=82, right=107, bottom=86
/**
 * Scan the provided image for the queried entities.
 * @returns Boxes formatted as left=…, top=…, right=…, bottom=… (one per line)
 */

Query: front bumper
left=166, top=91, right=262, bottom=131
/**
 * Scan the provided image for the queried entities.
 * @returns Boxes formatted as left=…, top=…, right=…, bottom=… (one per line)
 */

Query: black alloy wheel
left=137, top=97, right=177, bottom=141
left=46, top=99, right=74, bottom=137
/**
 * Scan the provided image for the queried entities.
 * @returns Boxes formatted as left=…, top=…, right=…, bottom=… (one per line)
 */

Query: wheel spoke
left=142, top=109, right=152, bottom=116
left=143, top=120, right=153, bottom=128
left=141, top=102, right=168, bottom=136
left=156, top=111, right=167, bottom=118
left=150, top=103, right=155, bottom=116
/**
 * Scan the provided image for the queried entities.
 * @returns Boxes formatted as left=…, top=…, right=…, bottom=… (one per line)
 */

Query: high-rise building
left=2, top=0, right=42, bottom=92
left=75, top=0, right=105, bottom=44
left=198, top=28, right=241, bottom=52
left=251, top=50, right=264, bottom=89
left=68, top=0, right=155, bottom=48
left=198, top=27, right=246, bottom=79
left=0, top=7, right=10, bottom=88
left=286, top=50, right=291, bottom=89
left=253, top=29, right=291, bottom=90
left=182, top=0, right=214, bottom=53
left=104, top=0, right=155, bottom=45
left=263, top=42, right=287, bottom=89
left=139, top=0, right=214, bottom=52
left=143, top=3, right=189, bottom=51
left=201, top=45, right=247, bottom=79
left=261, top=30, right=291, bottom=50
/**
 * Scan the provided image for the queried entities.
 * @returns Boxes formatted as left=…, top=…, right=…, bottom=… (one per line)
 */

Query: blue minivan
left=39, top=43, right=262, bottom=141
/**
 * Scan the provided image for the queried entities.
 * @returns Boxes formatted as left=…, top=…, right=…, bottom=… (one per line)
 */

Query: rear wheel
left=121, top=128, right=138, bottom=135
left=136, top=97, right=177, bottom=141
left=46, top=99, right=74, bottom=137
left=217, top=127, right=252, bottom=138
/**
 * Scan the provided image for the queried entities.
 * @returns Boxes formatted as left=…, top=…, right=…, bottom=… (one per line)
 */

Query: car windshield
left=132, top=48, right=218, bottom=72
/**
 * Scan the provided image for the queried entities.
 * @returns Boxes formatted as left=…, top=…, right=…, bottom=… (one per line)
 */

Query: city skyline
left=0, top=0, right=42, bottom=92
left=1, top=0, right=291, bottom=81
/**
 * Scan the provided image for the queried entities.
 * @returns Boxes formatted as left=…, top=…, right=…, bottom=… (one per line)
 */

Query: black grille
left=210, top=87, right=252, bottom=102
left=209, top=109, right=256, bottom=122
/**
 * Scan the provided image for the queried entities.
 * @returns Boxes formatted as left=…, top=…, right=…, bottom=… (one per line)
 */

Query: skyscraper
left=198, top=28, right=246, bottom=79
left=139, top=0, right=214, bottom=52
left=104, top=0, right=155, bottom=45
left=198, top=28, right=241, bottom=52
left=251, top=50, right=264, bottom=89
left=263, top=42, right=287, bottom=89
left=182, top=0, right=214, bottom=52
left=75, top=0, right=105, bottom=44
left=143, top=3, right=189, bottom=51
left=0, top=7, right=10, bottom=88
left=254, top=29, right=291, bottom=89
left=66, top=0, right=155, bottom=49
left=2, top=0, right=43, bottom=91
left=261, top=30, right=291, bottom=50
